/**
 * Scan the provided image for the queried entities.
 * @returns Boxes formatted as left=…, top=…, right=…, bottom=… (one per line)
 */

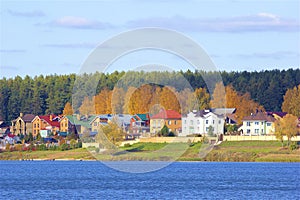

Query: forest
left=0, top=68, right=299, bottom=123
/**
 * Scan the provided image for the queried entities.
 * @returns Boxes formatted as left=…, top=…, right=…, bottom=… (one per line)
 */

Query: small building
left=11, top=113, right=35, bottom=135
left=180, top=109, right=225, bottom=136
left=32, top=115, right=60, bottom=137
left=240, top=110, right=275, bottom=135
left=130, top=113, right=150, bottom=134
left=60, top=114, right=95, bottom=135
left=150, top=109, right=181, bottom=135
left=90, top=114, right=131, bottom=133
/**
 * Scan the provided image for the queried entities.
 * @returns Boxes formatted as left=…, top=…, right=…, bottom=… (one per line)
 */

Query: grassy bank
left=205, top=141, right=300, bottom=162
left=0, top=148, right=95, bottom=161
left=0, top=141, right=299, bottom=162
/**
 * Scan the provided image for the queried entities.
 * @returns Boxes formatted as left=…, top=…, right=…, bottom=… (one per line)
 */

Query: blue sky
left=0, top=0, right=299, bottom=78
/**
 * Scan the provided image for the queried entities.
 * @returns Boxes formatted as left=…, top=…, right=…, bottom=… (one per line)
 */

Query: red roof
left=151, top=109, right=181, bottom=119
left=39, top=115, right=60, bottom=128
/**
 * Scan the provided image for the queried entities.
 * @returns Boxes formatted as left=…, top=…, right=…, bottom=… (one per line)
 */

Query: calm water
left=0, top=161, right=299, bottom=199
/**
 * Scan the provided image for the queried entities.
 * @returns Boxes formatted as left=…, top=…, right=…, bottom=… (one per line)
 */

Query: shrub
left=59, top=143, right=69, bottom=151
left=5, top=143, right=10, bottom=151
left=289, top=142, right=298, bottom=151
left=124, top=143, right=131, bottom=148
left=95, top=148, right=100, bottom=153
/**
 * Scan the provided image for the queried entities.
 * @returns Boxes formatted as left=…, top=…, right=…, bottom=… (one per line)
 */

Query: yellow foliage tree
left=96, top=119, right=125, bottom=146
left=111, top=87, right=125, bottom=114
left=79, top=96, right=94, bottom=115
left=94, top=88, right=112, bottom=114
left=275, top=114, right=298, bottom=146
left=194, top=87, right=210, bottom=110
left=282, top=84, right=300, bottom=117
left=123, top=87, right=136, bottom=114
left=63, top=102, right=73, bottom=115
left=210, top=82, right=226, bottom=108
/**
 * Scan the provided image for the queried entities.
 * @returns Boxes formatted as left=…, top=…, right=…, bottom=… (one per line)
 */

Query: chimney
left=20, top=113, right=23, bottom=117
left=76, top=114, right=80, bottom=121
left=50, top=115, right=53, bottom=121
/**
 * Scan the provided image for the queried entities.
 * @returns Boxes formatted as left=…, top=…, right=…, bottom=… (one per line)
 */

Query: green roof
left=136, top=114, right=149, bottom=121
left=65, top=115, right=96, bottom=129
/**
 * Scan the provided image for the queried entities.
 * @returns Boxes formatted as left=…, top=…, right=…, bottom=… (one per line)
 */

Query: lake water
left=0, top=161, right=299, bottom=199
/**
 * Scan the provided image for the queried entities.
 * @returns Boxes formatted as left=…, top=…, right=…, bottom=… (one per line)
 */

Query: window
left=174, top=120, right=177, bottom=125
left=261, top=122, right=264, bottom=125
left=206, top=127, right=209, bottom=132
left=247, top=129, right=250, bottom=134
left=184, top=120, right=187, bottom=124
left=255, top=122, right=259, bottom=125
left=218, top=120, right=221, bottom=124
left=168, top=120, right=172, bottom=125
left=34, top=124, right=36, bottom=128
left=206, top=120, right=208, bottom=124
left=246, top=122, right=251, bottom=126
left=255, top=129, right=259, bottom=134
left=213, top=120, right=215, bottom=124
left=266, top=122, right=272, bottom=126
left=94, top=122, right=97, bottom=126
left=261, top=129, right=264, bottom=133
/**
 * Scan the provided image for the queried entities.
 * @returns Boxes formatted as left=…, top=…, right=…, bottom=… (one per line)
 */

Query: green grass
left=0, top=141, right=299, bottom=162
left=205, top=141, right=300, bottom=162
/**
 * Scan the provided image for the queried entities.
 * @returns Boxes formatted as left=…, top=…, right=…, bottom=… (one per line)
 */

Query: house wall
left=11, top=117, right=33, bottom=135
left=150, top=119, right=164, bottom=133
left=60, top=117, right=69, bottom=133
left=181, top=113, right=224, bottom=136
left=241, top=120, right=274, bottom=135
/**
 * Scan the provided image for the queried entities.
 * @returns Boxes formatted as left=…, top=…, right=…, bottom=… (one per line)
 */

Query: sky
left=0, top=0, right=299, bottom=78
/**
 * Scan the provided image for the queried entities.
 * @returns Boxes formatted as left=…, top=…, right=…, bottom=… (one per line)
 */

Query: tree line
left=0, top=69, right=299, bottom=123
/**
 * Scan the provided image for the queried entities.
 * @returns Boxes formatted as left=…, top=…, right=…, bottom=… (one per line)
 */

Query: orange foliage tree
left=63, top=102, right=73, bottom=115
left=282, top=84, right=300, bottom=117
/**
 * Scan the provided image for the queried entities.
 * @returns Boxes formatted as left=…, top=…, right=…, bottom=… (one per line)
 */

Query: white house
left=180, top=109, right=225, bottom=136
left=240, top=110, right=275, bottom=135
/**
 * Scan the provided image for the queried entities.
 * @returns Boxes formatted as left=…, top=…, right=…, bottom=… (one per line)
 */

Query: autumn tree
left=159, top=86, right=181, bottom=113
left=275, top=114, right=298, bottom=146
left=282, top=84, right=300, bottom=117
left=210, top=82, right=226, bottom=108
left=111, top=87, right=125, bottom=114
left=96, top=119, right=125, bottom=146
left=94, top=88, right=112, bottom=114
left=194, top=87, right=210, bottom=110
left=128, top=84, right=155, bottom=114
left=79, top=96, right=94, bottom=115
left=123, top=87, right=136, bottom=114
left=63, top=102, right=74, bottom=115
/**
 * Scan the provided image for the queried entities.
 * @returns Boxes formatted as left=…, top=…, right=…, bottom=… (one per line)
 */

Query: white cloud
left=7, top=9, right=45, bottom=17
left=50, top=16, right=113, bottom=29
left=0, top=49, right=26, bottom=53
left=41, top=42, right=97, bottom=49
left=127, top=13, right=299, bottom=32
left=236, top=51, right=300, bottom=60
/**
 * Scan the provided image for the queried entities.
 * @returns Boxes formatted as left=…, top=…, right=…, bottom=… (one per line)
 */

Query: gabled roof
left=136, top=113, right=149, bottom=121
left=266, top=111, right=287, bottom=118
left=132, top=113, right=149, bottom=122
left=243, top=111, right=275, bottom=122
left=211, top=108, right=236, bottom=115
left=151, top=110, right=181, bottom=119
left=64, top=115, right=95, bottom=128
left=39, top=115, right=60, bottom=128
left=22, top=114, right=35, bottom=122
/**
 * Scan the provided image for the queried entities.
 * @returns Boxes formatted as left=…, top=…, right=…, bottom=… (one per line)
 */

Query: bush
left=76, top=141, right=82, bottom=148
left=5, top=143, right=11, bottom=151
left=37, top=144, right=47, bottom=151
left=124, top=143, right=131, bottom=148
left=59, top=143, right=69, bottom=151
left=289, top=142, right=298, bottom=151
left=95, top=148, right=100, bottom=153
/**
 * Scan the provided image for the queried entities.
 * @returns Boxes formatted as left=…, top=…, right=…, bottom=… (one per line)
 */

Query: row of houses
left=4, top=108, right=300, bottom=139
